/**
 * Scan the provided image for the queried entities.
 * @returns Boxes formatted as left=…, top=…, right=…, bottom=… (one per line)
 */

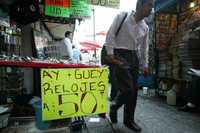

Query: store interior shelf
left=0, top=60, right=99, bottom=68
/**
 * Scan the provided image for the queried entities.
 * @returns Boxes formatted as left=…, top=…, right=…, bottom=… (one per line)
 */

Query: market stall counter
left=0, top=58, right=109, bottom=131
left=0, top=60, right=99, bottom=68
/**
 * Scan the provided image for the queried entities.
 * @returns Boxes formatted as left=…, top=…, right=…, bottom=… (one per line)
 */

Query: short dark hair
left=65, top=31, right=72, bottom=37
left=136, top=0, right=148, bottom=11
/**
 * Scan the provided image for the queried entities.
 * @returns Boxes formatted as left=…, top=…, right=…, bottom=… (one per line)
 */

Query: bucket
left=0, top=113, right=10, bottom=128
left=143, top=87, right=148, bottom=95
left=33, top=101, right=50, bottom=130
left=166, top=89, right=176, bottom=105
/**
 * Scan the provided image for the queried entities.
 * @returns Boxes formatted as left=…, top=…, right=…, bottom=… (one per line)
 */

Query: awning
left=79, top=40, right=102, bottom=49
left=80, top=47, right=96, bottom=52
left=96, top=31, right=107, bottom=36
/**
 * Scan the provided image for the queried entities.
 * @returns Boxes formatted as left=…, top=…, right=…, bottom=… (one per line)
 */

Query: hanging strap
left=101, top=12, right=128, bottom=65
left=115, top=12, right=128, bottom=36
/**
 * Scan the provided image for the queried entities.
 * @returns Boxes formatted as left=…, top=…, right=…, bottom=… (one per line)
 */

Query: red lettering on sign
left=45, top=0, right=70, bottom=7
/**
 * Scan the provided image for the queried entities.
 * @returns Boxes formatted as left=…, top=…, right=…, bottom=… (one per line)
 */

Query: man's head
left=136, top=0, right=153, bottom=18
left=65, top=31, right=72, bottom=38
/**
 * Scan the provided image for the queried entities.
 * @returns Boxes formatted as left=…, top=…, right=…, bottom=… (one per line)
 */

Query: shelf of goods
left=0, top=24, right=24, bottom=96
left=155, top=13, right=177, bottom=80
left=154, top=0, right=200, bottom=96
left=0, top=60, right=99, bottom=68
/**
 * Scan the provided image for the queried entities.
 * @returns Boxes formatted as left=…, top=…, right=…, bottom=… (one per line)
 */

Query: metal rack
left=0, top=23, right=24, bottom=96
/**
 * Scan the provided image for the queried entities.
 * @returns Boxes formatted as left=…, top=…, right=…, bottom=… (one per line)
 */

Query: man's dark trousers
left=109, top=64, right=118, bottom=100
left=110, top=49, right=139, bottom=122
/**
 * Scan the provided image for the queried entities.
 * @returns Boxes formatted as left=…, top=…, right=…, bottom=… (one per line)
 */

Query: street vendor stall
left=0, top=0, right=110, bottom=132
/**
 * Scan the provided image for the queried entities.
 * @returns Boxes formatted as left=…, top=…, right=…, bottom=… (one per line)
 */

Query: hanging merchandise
left=156, top=13, right=177, bottom=50
left=45, top=0, right=70, bottom=17
left=155, top=0, right=200, bottom=98
left=0, top=23, right=24, bottom=96
left=9, top=0, right=40, bottom=25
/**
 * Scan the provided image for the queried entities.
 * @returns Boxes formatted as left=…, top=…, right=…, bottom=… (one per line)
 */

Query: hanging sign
left=70, top=0, right=91, bottom=17
left=87, top=0, right=120, bottom=8
left=45, top=0, right=70, bottom=17
left=41, top=67, right=109, bottom=121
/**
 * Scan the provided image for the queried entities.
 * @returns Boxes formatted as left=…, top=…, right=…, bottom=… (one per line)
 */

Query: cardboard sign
left=41, top=67, right=109, bottom=121
left=87, top=0, right=120, bottom=8
left=45, top=0, right=70, bottom=17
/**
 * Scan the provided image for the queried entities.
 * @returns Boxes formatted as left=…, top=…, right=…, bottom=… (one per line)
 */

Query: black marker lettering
left=43, top=70, right=52, bottom=79
left=43, top=82, right=53, bottom=95
left=90, top=82, right=96, bottom=91
left=98, top=81, right=105, bottom=91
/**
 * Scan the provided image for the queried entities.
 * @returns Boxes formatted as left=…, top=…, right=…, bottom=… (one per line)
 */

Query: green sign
left=87, top=0, right=120, bottom=8
left=45, top=6, right=70, bottom=17
left=70, top=0, right=91, bottom=17
left=45, top=0, right=91, bottom=18
left=45, top=0, right=70, bottom=17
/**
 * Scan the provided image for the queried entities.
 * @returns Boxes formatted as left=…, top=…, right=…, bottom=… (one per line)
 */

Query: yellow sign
left=41, top=67, right=109, bottom=121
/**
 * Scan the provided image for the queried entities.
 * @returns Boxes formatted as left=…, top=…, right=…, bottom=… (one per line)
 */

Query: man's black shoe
left=124, top=121, right=142, bottom=132
left=109, top=105, right=117, bottom=123
left=178, top=105, right=190, bottom=111
left=178, top=105, right=197, bottom=112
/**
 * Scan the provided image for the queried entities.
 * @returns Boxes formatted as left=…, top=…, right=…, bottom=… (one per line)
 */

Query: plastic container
left=167, top=89, right=176, bottom=105
left=33, top=101, right=50, bottom=130
left=138, top=75, right=155, bottom=89
left=0, top=113, right=10, bottom=128
left=143, top=87, right=149, bottom=95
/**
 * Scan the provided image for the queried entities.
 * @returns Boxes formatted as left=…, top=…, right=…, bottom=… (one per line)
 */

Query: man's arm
left=141, top=30, right=149, bottom=75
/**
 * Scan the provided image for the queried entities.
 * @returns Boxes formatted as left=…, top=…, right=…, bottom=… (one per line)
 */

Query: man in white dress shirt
left=60, top=31, right=73, bottom=60
left=104, top=0, right=153, bottom=132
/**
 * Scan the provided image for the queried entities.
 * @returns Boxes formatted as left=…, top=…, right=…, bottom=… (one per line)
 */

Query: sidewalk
left=2, top=93, right=200, bottom=133
left=66, top=93, right=200, bottom=133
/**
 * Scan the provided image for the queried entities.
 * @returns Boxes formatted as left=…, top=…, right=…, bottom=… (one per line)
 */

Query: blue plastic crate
left=137, top=75, right=156, bottom=89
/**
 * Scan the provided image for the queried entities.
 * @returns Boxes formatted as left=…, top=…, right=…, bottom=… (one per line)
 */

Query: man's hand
left=107, top=55, right=123, bottom=65
left=108, top=55, right=123, bottom=65
left=143, top=67, right=149, bottom=76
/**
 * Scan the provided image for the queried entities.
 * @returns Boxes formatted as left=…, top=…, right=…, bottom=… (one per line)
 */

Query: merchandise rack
left=0, top=60, right=99, bottom=68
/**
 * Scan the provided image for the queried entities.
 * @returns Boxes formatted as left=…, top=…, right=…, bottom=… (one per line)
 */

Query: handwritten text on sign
left=41, top=68, right=109, bottom=121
